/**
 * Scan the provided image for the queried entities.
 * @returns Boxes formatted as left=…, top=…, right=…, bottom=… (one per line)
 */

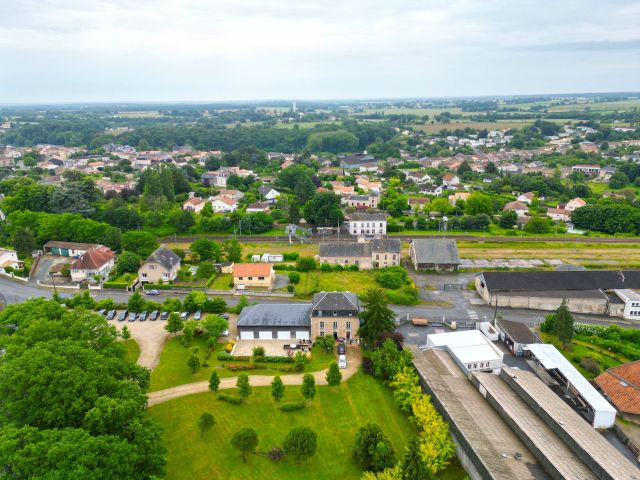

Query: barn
left=236, top=303, right=312, bottom=341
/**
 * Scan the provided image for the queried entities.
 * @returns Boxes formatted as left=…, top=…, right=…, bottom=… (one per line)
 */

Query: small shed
left=496, top=319, right=539, bottom=356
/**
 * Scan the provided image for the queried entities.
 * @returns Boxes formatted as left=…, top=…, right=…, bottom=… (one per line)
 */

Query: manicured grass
left=125, top=339, right=140, bottom=364
left=294, top=271, right=381, bottom=298
left=147, top=372, right=463, bottom=480
left=208, top=273, right=233, bottom=290
left=150, top=337, right=335, bottom=391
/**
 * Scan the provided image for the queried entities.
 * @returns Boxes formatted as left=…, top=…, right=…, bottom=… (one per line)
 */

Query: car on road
left=106, top=310, right=116, bottom=320
left=180, top=312, right=189, bottom=320
left=127, top=312, right=137, bottom=322
left=146, top=289, right=160, bottom=296
left=149, top=310, right=159, bottom=321
left=139, top=311, right=148, bottom=322
left=337, top=343, right=346, bottom=355
left=160, top=311, right=169, bottom=320
left=194, top=310, right=202, bottom=321
left=339, top=354, right=347, bottom=369
left=118, top=311, right=127, bottom=322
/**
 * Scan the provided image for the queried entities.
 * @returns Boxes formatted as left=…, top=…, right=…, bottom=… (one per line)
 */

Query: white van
left=339, top=354, right=347, bottom=369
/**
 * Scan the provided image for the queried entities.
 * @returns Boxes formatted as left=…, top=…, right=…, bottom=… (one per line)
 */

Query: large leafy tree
left=353, top=423, right=396, bottom=472
left=358, top=288, right=396, bottom=346
left=121, top=231, right=158, bottom=258
left=116, top=251, right=141, bottom=275
left=283, top=427, right=318, bottom=464
left=400, top=437, right=433, bottom=480
left=0, top=300, right=165, bottom=478
left=231, top=428, right=258, bottom=463
left=303, top=192, right=343, bottom=226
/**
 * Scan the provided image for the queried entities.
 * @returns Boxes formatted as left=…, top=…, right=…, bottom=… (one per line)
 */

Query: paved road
left=147, top=346, right=362, bottom=406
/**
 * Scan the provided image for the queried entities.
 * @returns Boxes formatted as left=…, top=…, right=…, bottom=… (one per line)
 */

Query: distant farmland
left=409, top=120, right=534, bottom=133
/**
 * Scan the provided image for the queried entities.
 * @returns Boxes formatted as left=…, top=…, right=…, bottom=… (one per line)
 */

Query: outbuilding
left=236, top=303, right=312, bottom=341
left=409, top=239, right=460, bottom=271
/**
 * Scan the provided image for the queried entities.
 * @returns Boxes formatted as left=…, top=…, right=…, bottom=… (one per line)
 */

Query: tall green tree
left=353, top=423, right=396, bottom=473
left=121, top=231, right=158, bottom=258
left=231, top=427, right=258, bottom=463
left=165, top=312, right=184, bottom=335
left=400, top=437, right=433, bottom=480
left=303, top=192, right=343, bottom=226
left=209, top=371, right=220, bottom=394
left=326, top=361, right=342, bottom=386
left=554, top=300, right=575, bottom=349
left=283, top=427, right=318, bottom=464
left=271, top=376, right=285, bottom=402
left=237, top=373, right=252, bottom=400
left=197, top=412, right=215, bottom=439
left=301, top=373, right=316, bottom=403
left=358, top=288, right=396, bottom=346
left=223, top=238, right=242, bottom=262
left=116, top=251, right=141, bottom=275
left=294, top=175, right=316, bottom=204
left=127, top=291, right=146, bottom=313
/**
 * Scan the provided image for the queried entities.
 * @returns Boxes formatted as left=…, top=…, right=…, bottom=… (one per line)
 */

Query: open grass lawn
left=294, top=270, right=381, bottom=298
left=125, top=339, right=140, bottom=363
left=539, top=332, right=628, bottom=379
left=150, top=337, right=335, bottom=391
left=147, top=372, right=466, bottom=480
left=209, top=273, right=233, bottom=290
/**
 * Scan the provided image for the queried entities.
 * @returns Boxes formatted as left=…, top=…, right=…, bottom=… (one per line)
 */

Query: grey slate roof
left=312, top=291, right=360, bottom=312
left=145, top=246, right=181, bottom=270
left=349, top=213, right=387, bottom=222
left=319, top=242, right=371, bottom=258
left=371, top=238, right=401, bottom=253
left=236, top=303, right=312, bottom=327
left=498, top=319, right=539, bottom=345
left=478, top=270, right=640, bottom=293
left=411, top=239, right=460, bottom=265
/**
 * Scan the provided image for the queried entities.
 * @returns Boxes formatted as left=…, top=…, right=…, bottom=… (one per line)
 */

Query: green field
left=410, top=120, right=534, bottom=133
left=294, top=270, right=381, bottom=298
left=150, top=337, right=334, bottom=391
left=209, top=273, right=233, bottom=290
left=548, top=98, right=640, bottom=113
left=125, top=339, right=140, bottom=363
left=147, top=371, right=466, bottom=480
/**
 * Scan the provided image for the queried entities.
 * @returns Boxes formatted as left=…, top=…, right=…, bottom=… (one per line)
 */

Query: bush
left=217, top=392, right=244, bottom=404
left=362, top=357, right=375, bottom=375
left=252, top=346, right=266, bottom=360
left=386, top=286, right=419, bottom=305
left=264, top=356, right=295, bottom=363
left=580, top=357, right=601, bottom=376
left=217, top=352, right=234, bottom=361
left=279, top=401, right=306, bottom=412
left=283, top=252, right=300, bottom=261
left=288, top=271, right=301, bottom=284
left=287, top=284, right=294, bottom=293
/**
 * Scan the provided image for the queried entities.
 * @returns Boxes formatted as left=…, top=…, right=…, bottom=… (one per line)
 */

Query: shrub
left=580, top=357, right=601, bottom=376
left=252, top=346, right=266, bottom=359
left=217, top=352, right=234, bottom=361
left=217, top=392, right=244, bottom=404
left=287, top=284, right=294, bottom=293
left=362, top=357, right=375, bottom=375
left=288, top=271, right=301, bottom=284
left=279, top=401, right=306, bottom=412
left=226, top=364, right=259, bottom=371
left=264, top=356, right=295, bottom=363
left=283, top=252, right=300, bottom=261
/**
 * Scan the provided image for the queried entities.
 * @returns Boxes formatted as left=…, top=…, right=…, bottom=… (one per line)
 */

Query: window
left=320, top=321, right=325, bottom=328
left=248, top=276, right=253, bottom=280
left=333, top=311, right=337, bottom=316
left=320, top=331, right=324, bottom=337
left=333, top=322, right=338, bottom=329
left=258, top=276, right=264, bottom=280
left=346, top=322, right=351, bottom=329
left=141, top=273, right=147, bottom=278
left=376, top=254, right=379, bottom=260
left=150, top=265, right=156, bottom=270
left=238, top=276, right=243, bottom=280
left=162, top=273, right=168, bottom=278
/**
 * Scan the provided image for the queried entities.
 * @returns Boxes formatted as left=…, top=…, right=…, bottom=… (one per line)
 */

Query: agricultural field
left=547, top=98, right=640, bottom=113
left=146, top=372, right=466, bottom=480
left=410, top=120, right=534, bottom=133
left=115, top=110, right=164, bottom=117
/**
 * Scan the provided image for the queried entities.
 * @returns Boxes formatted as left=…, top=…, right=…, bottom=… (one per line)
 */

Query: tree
left=358, top=288, right=396, bottom=346
left=190, top=238, right=222, bottom=262
left=165, top=312, right=184, bottom=335
left=609, top=171, right=630, bottom=189
left=116, top=251, right=141, bottom=275
left=326, top=361, right=342, bottom=386
left=283, top=427, right=318, bottom=463
left=120, top=325, right=131, bottom=341
left=201, top=314, right=228, bottom=340
left=127, top=291, right=146, bottom=313
left=187, top=347, right=201, bottom=373
left=121, top=231, right=158, bottom=258
left=11, top=226, right=36, bottom=257
left=237, top=373, right=252, bottom=400
left=294, top=175, right=316, bottom=204
left=196, top=261, right=216, bottom=279
left=524, top=216, right=550, bottom=234
left=209, top=371, right=220, bottom=394
left=456, top=160, right=472, bottom=176
left=294, top=350, right=307, bottom=371
left=223, top=238, right=242, bottom=262
left=197, top=412, right=215, bottom=439
left=499, top=209, right=517, bottom=229
left=371, top=339, right=413, bottom=380
left=464, top=193, right=493, bottom=216
left=296, top=256, right=317, bottom=272
left=303, top=192, right=344, bottom=226
left=301, top=373, right=316, bottom=402
left=231, top=427, right=259, bottom=463
left=271, top=376, right=285, bottom=402
left=554, top=300, right=574, bottom=349
left=400, top=437, right=432, bottom=480
left=353, top=423, right=396, bottom=472
left=315, top=334, right=335, bottom=352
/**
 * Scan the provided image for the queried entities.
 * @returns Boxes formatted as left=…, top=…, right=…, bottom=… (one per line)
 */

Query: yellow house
left=233, top=263, right=275, bottom=290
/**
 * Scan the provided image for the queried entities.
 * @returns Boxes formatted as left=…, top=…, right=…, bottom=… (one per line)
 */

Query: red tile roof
left=595, top=360, right=640, bottom=415
left=233, top=263, right=273, bottom=277
left=70, top=246, right=115, bottom=270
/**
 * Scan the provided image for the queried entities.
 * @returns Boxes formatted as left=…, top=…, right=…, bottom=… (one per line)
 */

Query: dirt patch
left=114, top=318, right=169, bottom=370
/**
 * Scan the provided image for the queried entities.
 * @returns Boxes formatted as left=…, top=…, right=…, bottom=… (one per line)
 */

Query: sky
left=1, top=0, right=640, bottom=103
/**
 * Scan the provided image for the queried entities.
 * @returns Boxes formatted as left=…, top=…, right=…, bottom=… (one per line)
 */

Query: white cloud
left=0, top=0, right=639, bottom=102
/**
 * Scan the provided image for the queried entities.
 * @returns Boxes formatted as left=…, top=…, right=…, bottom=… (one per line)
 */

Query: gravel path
left=147, top=346, right=362, bottom=406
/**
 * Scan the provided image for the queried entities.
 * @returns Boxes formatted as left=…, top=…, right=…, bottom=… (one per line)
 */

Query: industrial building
left=475, top=270, right=640, bottom=318
left=426, top=329, right=503, bottom=373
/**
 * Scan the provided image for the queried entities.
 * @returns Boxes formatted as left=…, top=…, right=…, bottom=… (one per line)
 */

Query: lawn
left=150, top=337, right=335, bottom=391
left=147, top=371, right=466, bottom=480
left=125, top=339, right=140, bottom=363
left=209, top=273, right=233, bottom=290
left=294, top=271, right=381, bottom=298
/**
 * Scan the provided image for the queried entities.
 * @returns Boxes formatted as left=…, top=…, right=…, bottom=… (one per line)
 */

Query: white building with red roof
left=70, top=246, right=116, bottom=282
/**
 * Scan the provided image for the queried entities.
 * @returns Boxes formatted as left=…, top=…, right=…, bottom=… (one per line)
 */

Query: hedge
left=217, top=392, right=244, bottom=404
left=279, top=401, right=306, bottom=412
left=103, top=282, right=129, bottom=290
left=142, top=283, right=174, bottom=290
left=217, top=352, right=234, bottom=361
left=216, top=352, right=295, bottom=363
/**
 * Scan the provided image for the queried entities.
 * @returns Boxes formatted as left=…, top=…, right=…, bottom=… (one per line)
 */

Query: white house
left=210, top=196, right=238, bottom=213
left=347, top=213, right=387, bottom=236
left=404, top=171, right=432, bottom=184
left=442, top=173, right=460, bottom=187
left=503, top=201, right=529, bottom=217
left=613, top=289, right=640, bottom=321
left=566, top=197, right=587, bottom=211
left=420, top=185, right=444, bottom=196
left=517, top=192, right=535, bottom=204
left=546, top=207, right=571, bottom=222
left=70, top=246, right=115, bottom=283
left=426, top=329, right=503, bottom=373
left=0, top=248, right=21, bottom=272
left=259, top=186, right=280, bottom=204
left=182, top=197, right=206, bottom=213
left=246, top=202, right=271, bottom=213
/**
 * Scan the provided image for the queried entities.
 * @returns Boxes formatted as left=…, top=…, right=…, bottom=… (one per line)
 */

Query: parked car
left=220, top=313, right=229, bottom=319
left=146, top=289, right=160, bottom=296
left=97, top=309, right=107, bottom=316
left=221, top=329, right=229, bottom=337
left=106, top=310, right=116, bottom=320
left=139, top=311, right=148, bottom=321
left=118, top=311, right=127, bottom=322
left=180, top=312, right=189, bottom=320
left=337, top=343, right=346, bottom=355
left=339, top=354, right=347, bottom=369
left=149, top=310, right=159, bottom=321
left=160, top=311, right=169, bottom=320
left=127, top=312, right=137, bottom=322
left=194, top=310, right=202, bottom=321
